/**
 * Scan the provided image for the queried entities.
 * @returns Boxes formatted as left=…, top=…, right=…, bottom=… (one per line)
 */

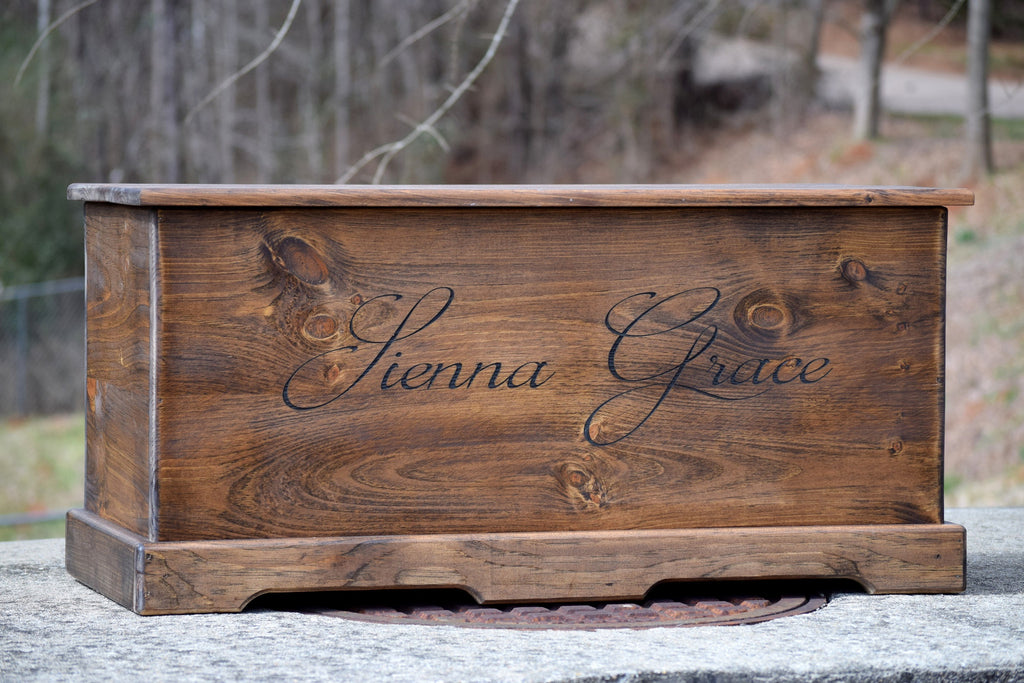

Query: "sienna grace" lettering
left=281, top=286, right=832, bottom=444
left=584, top=288, right=832, bottom=445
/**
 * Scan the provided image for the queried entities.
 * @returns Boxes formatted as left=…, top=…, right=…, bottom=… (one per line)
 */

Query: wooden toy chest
left=65, top=184, right=972, bottom=614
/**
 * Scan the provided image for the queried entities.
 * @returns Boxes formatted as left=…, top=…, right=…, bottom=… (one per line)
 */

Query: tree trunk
left=789, top=0, right=826, bottom=124
left=333, top=0, right=352, bottom=179
left=150, top=0, right=181, bottom=181
left=255, top=2, right=274, bottom=183
left=803, top=0, right=826, bottom=78
left=34, top=0, right=52, bottom=139
left=853, top=0, right=889, bottom=140
left=964, top=0, right=993, bottom=177
left=184, top=3, right=210, bottom=181
left=216, top=0, right=239, bottom=182
left=302, top=0, right=325, bottom=182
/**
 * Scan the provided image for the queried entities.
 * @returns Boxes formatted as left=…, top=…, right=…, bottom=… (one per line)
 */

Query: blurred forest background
left=1, top=0, right=1023, bottom=538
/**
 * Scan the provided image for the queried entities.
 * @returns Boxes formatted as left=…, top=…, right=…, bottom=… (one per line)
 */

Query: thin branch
left=337, top=0, right=521, bottom=184
left=891, top=0, right=966, bottom=66
left=184, top=0, right=302, bottom=125
left=14, top=0, right=100, bottom=87
left=657, top=0, right=723, bottom=72
left=734, top=2, right=765, bottom=40
left=994, top=79, right=1024, bottom=112
left=379, top=0, right=473, bottom=72
left=449, top=0, right=478, bottom=87
left=397, top=114, right=450, bottom=152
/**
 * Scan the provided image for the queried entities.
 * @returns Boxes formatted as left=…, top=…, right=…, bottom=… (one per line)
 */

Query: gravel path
left=818, top=53, right=1024, bottom=119
left=697, top=36, right=1024, bottom=120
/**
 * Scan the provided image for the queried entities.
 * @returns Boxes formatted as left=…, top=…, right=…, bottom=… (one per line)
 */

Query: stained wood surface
left=86, top=204, right=951, bottom=541
left=68, top=183, right=975, bottom=208
left=84, top=204, right=154, bottom=539
left=66, top=509, right=144, bottom=611
left=74, top=186, right=967, bottom=612
left=66, top=509, right=966, bottom=615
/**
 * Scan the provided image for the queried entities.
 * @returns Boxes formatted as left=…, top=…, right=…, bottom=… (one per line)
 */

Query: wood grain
left=84, top=204, right=155, bottom=538
left=66, top=508, right=966, bottom=615
left=145, top=206, right=948, bottom=539
left=68, top=183, right=975, bottom=208
left=70, top=185, right=967, bottom=612
left=66, top=509, right=143, bottom=611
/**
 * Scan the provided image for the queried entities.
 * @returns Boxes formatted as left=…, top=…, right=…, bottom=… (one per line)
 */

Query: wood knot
left=841, top=258, right=868, bottom=283
left=555, top=462, right=608, bottom=511
left=734, top=289, right=800, bottom=339
left=303, top=313, right=340, bottom=341
left=749, top=303, right=786, bottom=330
left=272, top=237, right=330, bottom=285
left=323, top=363, right=344, bottom=385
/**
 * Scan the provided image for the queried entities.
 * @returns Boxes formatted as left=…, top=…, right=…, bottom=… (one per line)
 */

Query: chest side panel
left=84, top=204, right=155, bottom=538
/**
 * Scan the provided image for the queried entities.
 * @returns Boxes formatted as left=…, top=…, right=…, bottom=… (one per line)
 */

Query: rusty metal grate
left=297, top=590, right=827, bottom=629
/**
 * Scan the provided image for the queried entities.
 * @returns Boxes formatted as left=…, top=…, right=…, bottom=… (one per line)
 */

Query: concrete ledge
left=2, top=509, right=1022, bottom=682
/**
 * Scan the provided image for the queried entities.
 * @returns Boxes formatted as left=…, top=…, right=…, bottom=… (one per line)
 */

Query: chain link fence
left=0, top=278, right=85, bottom=417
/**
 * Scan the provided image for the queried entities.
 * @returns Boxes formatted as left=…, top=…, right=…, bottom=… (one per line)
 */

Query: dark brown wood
left=67, top=508, right=965, bottom=615
left=65, top=509, right=143, bottom=611
left=68, top=183, right=976, bottom=208
left=67, top=185, right=970, bottom=613
left=83, top=204, right=154, bottom=539
left=150, top=205, right=949, bottom=539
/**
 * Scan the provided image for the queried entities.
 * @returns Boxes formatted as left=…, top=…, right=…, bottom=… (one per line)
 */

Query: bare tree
left=183, top=3, right=214, bottom=181
left=337, top=0, right=521, bottom=184
left=793, top=0, right=826, bottom=120
left=215, top=0, right=239, bottom=181
left=964, top=0, right=993, bottom=177
left=34, top=0, right=52, bottom=138
left=333, top=0, right=352, bottom=179
left=254, top=2, right=273, bottom=182
left=13, top=0, right=886, bottom=189
left=150, top=0, right=181, bottom=181
left=300, top=0, right=325, bottom=181
left=853, top=0, right=896, bottom=140
left=15, top=0, right=100, bottom=89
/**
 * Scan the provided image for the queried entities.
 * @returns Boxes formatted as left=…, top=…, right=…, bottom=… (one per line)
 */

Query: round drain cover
left=305, top=592, right=826, bottom=629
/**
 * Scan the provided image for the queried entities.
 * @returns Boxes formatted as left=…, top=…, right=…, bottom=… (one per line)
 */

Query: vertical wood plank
left=84, top=204, right=154, bottom=538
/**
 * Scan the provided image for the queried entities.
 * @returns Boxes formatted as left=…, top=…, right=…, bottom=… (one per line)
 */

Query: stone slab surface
left=2, top=509, right=1022, bottom=682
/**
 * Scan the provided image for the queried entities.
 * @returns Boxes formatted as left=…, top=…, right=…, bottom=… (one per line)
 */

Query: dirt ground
left=819, top=0, right=1024, bottom=80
